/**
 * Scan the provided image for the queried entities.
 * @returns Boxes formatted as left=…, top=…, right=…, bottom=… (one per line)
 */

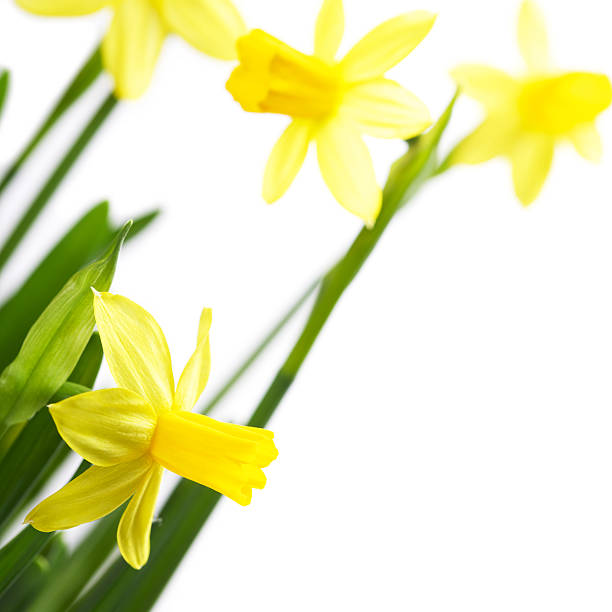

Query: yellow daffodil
left=17, top=0, right=246, bottom=99
left=226, top=0, right=434, bottom=226
left=26, top=291, right=277, bottom=569
left=450, top=0, right=611, bottom=205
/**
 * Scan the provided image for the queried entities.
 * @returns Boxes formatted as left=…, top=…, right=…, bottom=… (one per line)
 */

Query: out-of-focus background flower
left=1, top=0, right=612, bottom=609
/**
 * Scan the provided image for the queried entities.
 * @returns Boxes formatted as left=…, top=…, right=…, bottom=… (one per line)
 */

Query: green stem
left=0, top=46, right=103, bottom=199
left=0, top=92, right=118, bottom=275
left=200, top=276, right=321, bottom=415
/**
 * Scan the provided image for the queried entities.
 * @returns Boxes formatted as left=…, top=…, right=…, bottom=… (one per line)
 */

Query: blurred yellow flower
left=226, top=0, right=434, bottom=226
left=26, top=291, right=277, bottom=570
left=17, top=0, right=246, bottom=99
left=450, top=0, right=611, bottom=205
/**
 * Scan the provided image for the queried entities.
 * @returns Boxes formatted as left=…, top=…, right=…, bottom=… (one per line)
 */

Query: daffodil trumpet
left=449, top=0, right=611, bottom=205
left=26, top=291, right=278, bottom=569
left=17, top=0, right=247, bottom=99
left=226, top=0, right=435, bottom=226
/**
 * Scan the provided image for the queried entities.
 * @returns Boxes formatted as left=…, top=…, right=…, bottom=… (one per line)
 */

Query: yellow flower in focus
left=450, top=0, right=611, bottom=205
left=226, top=0, right=434, bottom=226
left=17, top=0, right=246, bottom=99
left=26, top=291, right=278, bottom=570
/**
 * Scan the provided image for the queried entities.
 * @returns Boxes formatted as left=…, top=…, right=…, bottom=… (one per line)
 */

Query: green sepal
left=0, top=222, right=130, bottom=433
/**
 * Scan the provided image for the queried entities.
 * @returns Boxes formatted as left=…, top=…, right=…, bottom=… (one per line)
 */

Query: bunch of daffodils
left=0, top=0, right=610, bottom=609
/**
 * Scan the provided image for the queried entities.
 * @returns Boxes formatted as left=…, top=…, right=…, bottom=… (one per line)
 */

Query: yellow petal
left=340, top=11, right=436, bottom=82
left=450, top=113, right=520, bottom=165
left=26, top=456, right=152, bottom=532
left=49, top=388, right=157, bottom=467
left=517, top=0, right=550, bottom=73
left=16, top=0, right=106, bottom=15
left=314, top=0, right=344, bottom=62
left=315, top=119, right=381, bottom=226
left=160, top=0, right=246, bottom=60
left=511, top=133, right=555, bottom=205
left=117, top=464, right=163, bottom=569
left=174, top=308, right=213, bottom=411
left=93, top=292, right=174, bottom=411
left=102, top=0, right=165, bottom=100
left=451, top=64, right=518, bottom=109
left=570, top=123, right=602, bottom=162
left=263, top=120, right=313, bottom=203
left=340, top=78, right=431, bottom=139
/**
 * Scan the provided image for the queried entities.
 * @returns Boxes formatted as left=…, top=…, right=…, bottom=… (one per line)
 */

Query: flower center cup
left=150, top=410, right=277, bottom=506
left=518, top=72, right=612, bottom=134
left=227, top=29, right=341, bottom=119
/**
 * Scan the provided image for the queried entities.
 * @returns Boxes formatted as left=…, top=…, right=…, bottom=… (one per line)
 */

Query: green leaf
left=0, top=335, right=105, bottom=532
left=71, top=484, right=220, bottom=612
left=0, top=342, right=98, bottom=534
left=0, top=71, right=9, bottom=122
left=0, top=202, right=113, bottom=374
left=26, top=508, right=124, bottom=612
left=0, top=93, right=118, bottom=274
left=0, top=527, right=57, bottom=597
left=0, top=383, right=94, bottom=601
left=0, top=222, right=130, bottom=435
left=0, top=46, right=102, bottom=198
left=128, top=209, right=160, bottom=240
left=0, top=535, right=68, bottom=611
left=66, top=332, right=103, bottom=390
left=0, top=204, right=159, bottom=375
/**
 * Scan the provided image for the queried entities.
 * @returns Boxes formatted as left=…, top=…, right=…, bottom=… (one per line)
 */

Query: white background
left=2, top=0, right=612, bottom=610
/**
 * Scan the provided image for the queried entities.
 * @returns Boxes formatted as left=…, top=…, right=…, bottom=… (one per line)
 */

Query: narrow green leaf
left=0, top=535, right=68, bottom=611
left=0, top=46, right=102, bottom=198
left=0, top=71, right=9, bottom=122
left=66, top=332, right=103, bottom=390
left=0, top=93, right=118, bottom=274
left=0, top=202, right=113, bottom=373
left=0, top=409, right=64, bottom=535
left=0, top=221, right=130, bottom=434
left=0, top=527, right=57, bottom=596
left=73, top=95, right=459, bottom=611
left=127, top=209, right=160, bottom=240
left=0, top=382, right=94, bottom=600
left=0, top=341, right=99, bottom=535
left=26, top=508, right=124, bottom=612
left=4, top=335, right=105, bottom=524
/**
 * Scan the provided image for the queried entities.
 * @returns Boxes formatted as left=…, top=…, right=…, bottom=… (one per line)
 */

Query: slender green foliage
left=0, top=222, right=130, bottom=436
left=0, top=46, right=103, bottom=198
left=0, top=92, right=118, bottom=274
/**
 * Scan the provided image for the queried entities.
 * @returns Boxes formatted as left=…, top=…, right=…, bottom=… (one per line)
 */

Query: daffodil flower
left=226, top=0, right=434, bottom=226
left=26, top=291, right=278, bottom=569
left=17, top=0, right=246, bottom=99
left=450, top=0, right=611, bottom=205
